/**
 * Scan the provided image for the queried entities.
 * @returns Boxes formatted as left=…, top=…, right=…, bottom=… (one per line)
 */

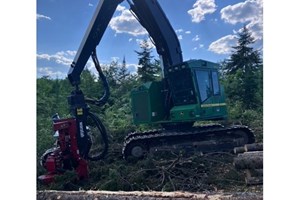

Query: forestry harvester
left=38, top=0, right=255, bottom=184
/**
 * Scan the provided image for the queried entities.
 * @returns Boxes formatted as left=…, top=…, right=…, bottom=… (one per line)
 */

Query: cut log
left=233, top=146, right=246, bottom=154
left=37, top=190, right=263, bottom=200
left=245, top=169, right=263, bottom=178
left=238, top=151, right=263, bottom=157
left=245, top=176, right=263, bottom=186
left=244, top=143, right=263, bottom=152
left=234, top=151, right=263, bottom=170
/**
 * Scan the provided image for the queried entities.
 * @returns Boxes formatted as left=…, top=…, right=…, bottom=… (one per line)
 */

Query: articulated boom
left=68, top=0, right=184, bottom=86
left=68, top=0, right=123, bottom=86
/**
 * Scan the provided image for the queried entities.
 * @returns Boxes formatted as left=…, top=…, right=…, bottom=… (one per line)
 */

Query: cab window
left=195, top=70, right=211, bottom=102
left=212, top=71, right=220, bottom=95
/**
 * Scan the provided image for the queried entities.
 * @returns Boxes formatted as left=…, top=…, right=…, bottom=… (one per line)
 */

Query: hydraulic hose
left=85, top=49, right=110, bottom=161
left=87, top=111, right=109, bottom=161
left=85, top=49, right=110, bottom=107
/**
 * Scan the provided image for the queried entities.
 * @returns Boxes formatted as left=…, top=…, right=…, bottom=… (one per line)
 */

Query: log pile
left=233, top=143, right=263, bottom=154
left=37, top=190, right=263, bottom=200
left=233, top=143, right=263, bottom=186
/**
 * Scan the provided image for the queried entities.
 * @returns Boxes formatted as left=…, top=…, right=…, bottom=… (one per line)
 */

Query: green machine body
left=131, top=59, right=227, bottom=126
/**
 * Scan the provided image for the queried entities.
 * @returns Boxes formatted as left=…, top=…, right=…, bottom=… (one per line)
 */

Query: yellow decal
left=77, top=108, right=83, bottom=115
left=201, top=103, right=226, bottom=108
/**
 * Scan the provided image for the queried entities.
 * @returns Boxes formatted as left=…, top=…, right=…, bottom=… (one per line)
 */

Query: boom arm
left=68, top=0, right=123, bottom=86
left=129, top=0, right=183, bottom=73
left=68, top=0, right=183, bottom=86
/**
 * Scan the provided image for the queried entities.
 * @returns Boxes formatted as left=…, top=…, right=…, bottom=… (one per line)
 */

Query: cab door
left=194, top=69, right=213, bottom=118
left=210, top=70, right=226, bottom=117
left=194, top=69, right=225, bottom=119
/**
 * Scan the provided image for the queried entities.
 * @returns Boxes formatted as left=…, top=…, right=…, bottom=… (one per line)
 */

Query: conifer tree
left=135, top=39, right=159, bottom=82
left=222, top=26, right=262, bottom=109
left=225, top=26, right=262, bottom=75
left=117, top=56, right=130, bottom=83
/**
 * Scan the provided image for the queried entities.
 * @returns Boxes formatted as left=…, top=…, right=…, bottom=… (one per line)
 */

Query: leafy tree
left=222, top=26, right=263, bottom=109
left=104, top=61, right=119, bottom=87
left=80, top=69, right=100, bottom=99
left=135, top=39, right=160, bottom=82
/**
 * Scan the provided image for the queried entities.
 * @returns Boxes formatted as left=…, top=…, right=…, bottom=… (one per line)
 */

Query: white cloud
left=37, top=14, right=51, bottom=21
left=66, top=50, right=77, bottom=56
left=185, top=31, right=191, bottom=34
left=37, top=50, right=126, bottom=77
left=208, top=0, right=263, bottom=55
left=37, top=53, right=51, bottom=60
left=220, top=0, right=263, bottom=40
left=37, top=50, right=77, bottom=66
left=37, top=67, right=65, bottom=79
left=188, top=0, right=217, bottom=23
left=116, top=5, right=126, bottom=11
left=221, top=0, right=261, bottom=24
left=129, top=38, right=133, bottom=42
left=192, top=43, right=204, bottom=51
left=175, top=29, right=184, bottom=33
left=175, top=29, right=184, bottom=40
left=243, top=17, right=263, bottom=40
left=127, top=63, right=139, bottom=73
left=208, top=34, right=237, bottom=54
left=111, top=57, right=120, bottom=62
left=109, top=8, right=147, bottom=36
left=192, top=35, right=200, bottom=41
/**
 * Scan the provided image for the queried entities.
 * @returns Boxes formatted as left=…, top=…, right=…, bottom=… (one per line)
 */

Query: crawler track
left=122, top=125, right=255, bottom=160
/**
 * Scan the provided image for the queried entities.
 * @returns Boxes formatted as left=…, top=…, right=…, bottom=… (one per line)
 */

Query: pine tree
left=225, top=26, right=262, bottom=75
left=135, top=39, right=158, bottom=82
left=117, top=56, right=130, bottom=83
left=222, top=26, right=263, bottom=109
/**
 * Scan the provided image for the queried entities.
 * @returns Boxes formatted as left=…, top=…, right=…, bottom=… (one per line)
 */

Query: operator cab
left=131, top=59, right=227, bottom=125
left=167, top=59, right=227, bottom=122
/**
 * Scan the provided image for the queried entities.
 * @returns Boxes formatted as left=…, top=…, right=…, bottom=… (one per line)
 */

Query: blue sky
left=37, top=0, right=263, bottom=79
